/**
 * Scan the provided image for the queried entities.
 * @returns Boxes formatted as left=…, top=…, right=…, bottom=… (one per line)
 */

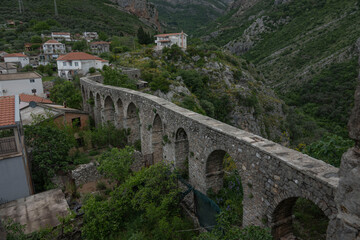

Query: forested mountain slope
left=149, top=0, right=233, bottom=34
left=200, top=0, right=360, bottom=146
left=0, top=0, right=155, bottom=36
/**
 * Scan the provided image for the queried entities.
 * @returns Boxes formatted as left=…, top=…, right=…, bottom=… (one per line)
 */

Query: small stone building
left=90, top=41, right=110, bottom=55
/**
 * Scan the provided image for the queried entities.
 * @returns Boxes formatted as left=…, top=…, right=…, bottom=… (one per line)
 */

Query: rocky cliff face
left=112, top=0, right=161, bottom=31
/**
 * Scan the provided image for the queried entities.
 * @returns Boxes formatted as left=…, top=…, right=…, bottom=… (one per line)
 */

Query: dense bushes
left=102, top=67, right=137, bottom=89
left=82, top=162, right=195, bottom=240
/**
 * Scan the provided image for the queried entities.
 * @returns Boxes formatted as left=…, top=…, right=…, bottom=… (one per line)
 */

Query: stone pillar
left=328, top=38, right=360, bottom=239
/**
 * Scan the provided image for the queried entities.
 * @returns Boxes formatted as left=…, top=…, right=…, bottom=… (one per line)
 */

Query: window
left=30, top=79, right=35, bottom=83
left=72, top=117, right=81, bottom=127
left=75, top=62, right=79, bottom=67
left=63, top=62, right=66, bottom=66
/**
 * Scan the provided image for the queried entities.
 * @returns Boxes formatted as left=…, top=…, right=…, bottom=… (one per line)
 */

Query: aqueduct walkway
left=81, top=76, right=339, bottom=239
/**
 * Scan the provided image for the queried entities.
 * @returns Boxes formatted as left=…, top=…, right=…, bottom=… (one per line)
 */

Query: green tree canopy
left=50, top=79, right=82, bottom=109
left=25, top=121, right=75, bottom=191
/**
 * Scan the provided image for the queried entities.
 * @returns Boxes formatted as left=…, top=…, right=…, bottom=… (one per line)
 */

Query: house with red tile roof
left=154, top=31, right=188, bottom=50
left=89, top=41, right=110, bottom=55
left=0, top=95, right=33, bottom=203
left=19, top=94, right=52, bottom=104
left=56, top=52, right=109, bottom=80
left=4, top=53, right=29, bottom=68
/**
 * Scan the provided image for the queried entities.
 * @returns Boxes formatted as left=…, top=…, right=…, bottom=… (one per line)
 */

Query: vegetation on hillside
left=0, top=0, right=152, bottom=35
left=150, top=0, right=231, bottom=34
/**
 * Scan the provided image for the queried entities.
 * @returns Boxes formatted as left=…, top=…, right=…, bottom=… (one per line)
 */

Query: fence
left=178, top=175, right=221, bottom=231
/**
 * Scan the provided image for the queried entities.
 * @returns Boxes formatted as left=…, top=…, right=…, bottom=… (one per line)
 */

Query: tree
left=98, top=32, right=108, bottom=41
left=25, top=121, right=75, bottom=191
left=50, top=79, right=82, bottom=109
left=102, top=67, right=137, bottom=89
left=97, top=147, right=134, bottom=184
left=73, top=40, right=88, bottom=51
left=137, top=26, right=152, bottom=45
left=30, top=35, right=42, bottom=43
left=44, top=63, right=53, bottom=76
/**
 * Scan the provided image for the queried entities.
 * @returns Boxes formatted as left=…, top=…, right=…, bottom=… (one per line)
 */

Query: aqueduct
left=81, top=76, right=340, bottom=239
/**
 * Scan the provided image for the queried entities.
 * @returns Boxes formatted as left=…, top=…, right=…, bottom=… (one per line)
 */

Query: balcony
left=0, top=136, right=18, bottom=156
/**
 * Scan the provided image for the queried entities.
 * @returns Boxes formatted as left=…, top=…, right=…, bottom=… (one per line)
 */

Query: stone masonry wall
left=80, top=76, right=340, bottom=239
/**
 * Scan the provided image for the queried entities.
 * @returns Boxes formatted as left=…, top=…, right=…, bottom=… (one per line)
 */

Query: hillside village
left=1, top=0, right=360, bottom=239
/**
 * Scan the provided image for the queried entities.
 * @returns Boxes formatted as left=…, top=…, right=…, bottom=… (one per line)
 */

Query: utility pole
left=54, top=0, right=58, bottom=16
left=18, top=0, right=24, bottom=14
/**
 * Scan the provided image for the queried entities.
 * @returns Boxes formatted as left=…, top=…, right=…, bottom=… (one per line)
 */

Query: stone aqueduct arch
left=81, top=76, right=340, bottom=239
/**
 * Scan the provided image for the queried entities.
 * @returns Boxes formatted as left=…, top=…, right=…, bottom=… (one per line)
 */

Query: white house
left=41, top=39, right=66, bottom=64
left=51, top=32, right=71, bottom=42
left=83, top=32, right=99, bottom=42
left=154, top=31, right=188, bottom=50
left=0, top=72, right=44, bottom=97
left=57, top=52, right=109, bottom=80
left=4, top=53, right=29, bottom=68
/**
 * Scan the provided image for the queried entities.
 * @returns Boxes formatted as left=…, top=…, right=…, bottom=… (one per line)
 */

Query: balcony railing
left=0, top=137, right=18, bottom=156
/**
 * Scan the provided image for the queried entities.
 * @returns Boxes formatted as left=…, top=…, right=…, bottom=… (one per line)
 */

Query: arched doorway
left=152, top=114, right=163, bottom=164
left=126, top=102, right=140, bottom=144
left=206, top=150, right=227, bottom=194
left=175, top=128, right=189, bottom=178
left=272, top=197, right=329, bottom=240
left=116, top=98, right=124, bottom=129
left=103, top=96, right=115, bottom=124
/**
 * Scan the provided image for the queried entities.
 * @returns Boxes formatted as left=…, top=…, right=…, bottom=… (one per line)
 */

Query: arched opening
left=206, top=150, right=227, bottom=194
left=152, top=114, right=163, bottom=164
left=272, top=197, right=329, bottom=240
left=103, top=96, right=115, bottom=124
left=175, top=128, right=189, bottom=179
left=116, top=98, right=124, bottom=129
left=95, top=93, right=102, bottom=126
left=126, top=102, right=140, bottom=144
left=205, top=150, right=244, bottom=227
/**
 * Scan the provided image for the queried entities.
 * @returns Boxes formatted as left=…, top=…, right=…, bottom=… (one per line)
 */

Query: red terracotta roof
left=0, top=96, right=15, bottom=127
left=52, top=32, right=70, bottom=35
left=20, top=94, right=53, bottom=104
left=90, top=41, right=109, bottom=45
left=44, top=39, right=62, bottom=44
left=57, top=52, right=107, bottom=62
left=155, top=32, right=186, bottom=37
left=4, top=53, right=27, bottom=58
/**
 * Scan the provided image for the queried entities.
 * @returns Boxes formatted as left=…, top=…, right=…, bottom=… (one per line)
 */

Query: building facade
left=51, top=32, right=71, bottom=42
left=154, top=31, right=187, bottom=50
left=83, top=32, right=98, bottom=42
left=4, top=53, right=29, bottom=68
left=0, top=95, right=33, bottom=203
left=41, top=39, right=66, bottom=64
left=0, top=62, right=17, bottom=74
left=90, top=41, right=110, bottom=55
left=0, top=72, right=44, bottom=97
left=57, top=52, right=109, bottom=80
